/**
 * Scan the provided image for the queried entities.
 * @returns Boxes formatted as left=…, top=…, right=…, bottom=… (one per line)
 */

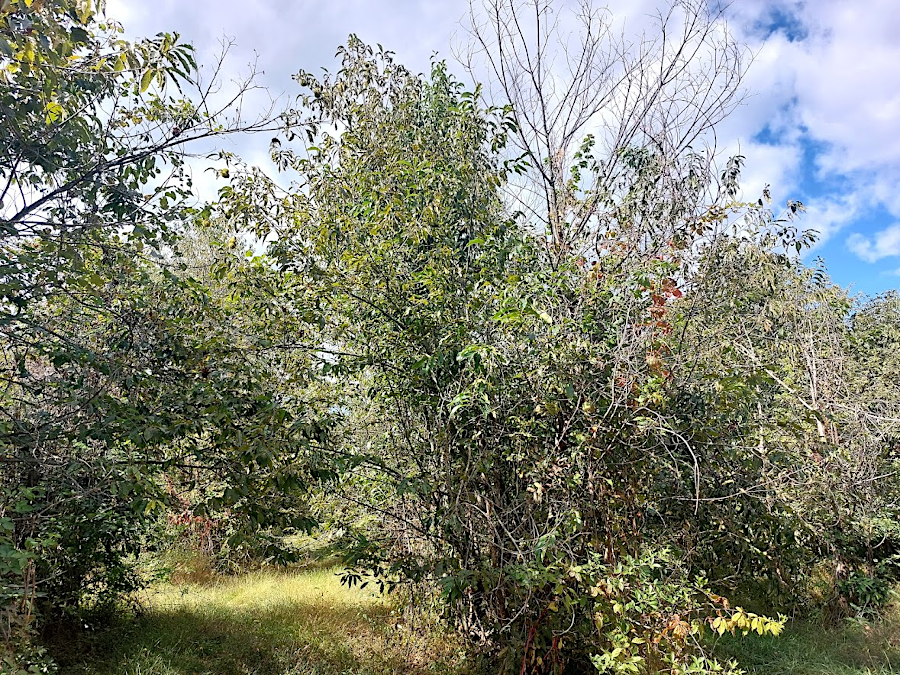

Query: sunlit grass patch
left=59, top=567, right=471, bottom=675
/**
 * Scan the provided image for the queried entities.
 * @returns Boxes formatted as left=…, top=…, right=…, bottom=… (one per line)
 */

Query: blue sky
left=107, top=0, right=900, bottom=297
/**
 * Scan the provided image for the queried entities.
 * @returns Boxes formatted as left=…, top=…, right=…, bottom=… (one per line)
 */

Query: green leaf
left=71, top=26, right=90, bottom=44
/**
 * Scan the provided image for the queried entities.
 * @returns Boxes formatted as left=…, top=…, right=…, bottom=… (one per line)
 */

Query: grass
left=713, top=611, right=900, bottom=674
left=47, top=562, right=900, bottom=675
left=52, top=566, right=471, bottom=675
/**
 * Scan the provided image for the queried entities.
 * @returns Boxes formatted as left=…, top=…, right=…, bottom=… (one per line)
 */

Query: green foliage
left=838, top=573, right=893, bottom=620
left=0, top=0, right=198, bottom=309
left=0, top=642, right=58, bottom=675
left=0, top=0, right=321, bottom=643
left=0, top=238, right=327, bottom=621
left=671, top=249, right=900, bottom=613
left=215, top=38, right=799, bottom=673
left=1, top=2, right=898, bottom=672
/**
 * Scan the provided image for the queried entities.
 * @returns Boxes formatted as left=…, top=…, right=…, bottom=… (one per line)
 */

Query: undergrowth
left=38, top=559, right=900, bottom=675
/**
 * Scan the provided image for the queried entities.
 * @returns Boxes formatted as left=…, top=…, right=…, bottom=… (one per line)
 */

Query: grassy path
left=56, top=567, right=469, bottom=675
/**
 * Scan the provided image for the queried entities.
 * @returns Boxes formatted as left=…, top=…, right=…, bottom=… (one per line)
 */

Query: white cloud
left=720, top=0, right=900, bottom=253
left=734, top=140, right=802, bottom=207
left=106, top=0, right=467, bottom=84
left=847, top=224, right=900, bottom=263
left=803, top=196, right=861, bottom=250
left=791, top=6, right=900, bottom=177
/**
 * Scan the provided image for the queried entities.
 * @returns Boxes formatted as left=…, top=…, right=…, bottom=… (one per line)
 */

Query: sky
left=106, top=0, right=900, bottom=297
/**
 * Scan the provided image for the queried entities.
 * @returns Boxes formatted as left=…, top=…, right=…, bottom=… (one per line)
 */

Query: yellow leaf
left=140, top=68, right=153, bottom=92
left=44, top=100, right=63, bottom=124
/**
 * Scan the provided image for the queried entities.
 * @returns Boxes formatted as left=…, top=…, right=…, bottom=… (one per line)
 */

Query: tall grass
left=54, top=566, right=470, bottom=675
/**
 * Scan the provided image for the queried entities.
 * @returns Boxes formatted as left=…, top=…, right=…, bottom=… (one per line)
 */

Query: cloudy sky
left=107, top=0, right=900, bottom=296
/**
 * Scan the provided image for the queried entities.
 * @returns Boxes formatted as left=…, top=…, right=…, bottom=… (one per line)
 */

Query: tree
left=0, top=0, right=323, bottom=651
left=461, top=0, right=747, bottom=266
left=666, top=227, right=900, bottom=617
left=219, top=38, right=785, bottom=673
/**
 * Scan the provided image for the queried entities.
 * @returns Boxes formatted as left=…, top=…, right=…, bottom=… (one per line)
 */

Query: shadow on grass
left=714, top=620, right=900, bottom=675
left=52, top=592, right=467, bottom=675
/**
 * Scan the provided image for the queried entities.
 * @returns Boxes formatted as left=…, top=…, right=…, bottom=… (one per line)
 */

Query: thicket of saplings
left=2, top=1, right=899, bottom=673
